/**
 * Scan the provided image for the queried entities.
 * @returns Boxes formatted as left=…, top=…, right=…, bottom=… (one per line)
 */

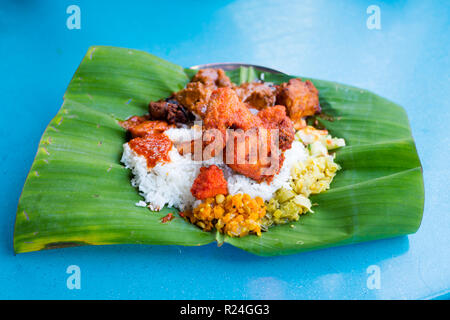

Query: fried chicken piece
left=149, top=99, right=194, bottom=124
left=119, top=115, right=150, bottom=130
left=174, top=68, right=233, bottom=116
left=225, top=128, right=285, bottom=183
left=203, top=87, right=260, bottom=141
left=174, top=82, right=213, bottom=116
left=203, top=88, right=287, bottom=182
left=191, top=68, right=233, bottom=88
left=191, top=165, right=228, bottom=200
left=234, top=82, right=278, bottom=110
left=128, top=120, right=175, bottom=138
left=276, top=78, right=320, bottom=129
left=257, top=105, right=295, bottom=151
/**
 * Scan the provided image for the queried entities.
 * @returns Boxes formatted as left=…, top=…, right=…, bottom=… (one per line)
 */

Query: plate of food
left=13, top=46, right=424, bottom=256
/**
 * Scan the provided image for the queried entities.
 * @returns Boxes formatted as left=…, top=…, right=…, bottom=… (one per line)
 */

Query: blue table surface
left=0, top=0, right=449, bottom=300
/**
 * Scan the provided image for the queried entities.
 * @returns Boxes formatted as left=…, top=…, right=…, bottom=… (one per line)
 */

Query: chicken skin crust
left=257, top=105, right=295, bottom=151
left=203, top=87, right=259, bottom=138
left=203, top=88, right=293, bottom=182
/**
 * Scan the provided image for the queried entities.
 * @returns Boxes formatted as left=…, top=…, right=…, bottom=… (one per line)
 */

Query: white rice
left=135, top=200, right=148, bottom=207
left=164, top=127, right=202, bottom=143
left=121, top=128, right=308, bottom=211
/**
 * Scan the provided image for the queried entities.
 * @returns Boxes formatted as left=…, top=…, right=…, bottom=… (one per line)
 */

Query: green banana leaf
left=13, top=46, right=424, bottom=256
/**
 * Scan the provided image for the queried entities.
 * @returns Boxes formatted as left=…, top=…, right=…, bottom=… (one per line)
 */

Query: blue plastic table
left=1, top=0, right=449, bottom=299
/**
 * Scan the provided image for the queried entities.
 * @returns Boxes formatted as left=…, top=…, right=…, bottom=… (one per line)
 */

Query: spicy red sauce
left=161, top=212, right=175, bottom=223
left=191, top=165, right=228, bottom=200
left=129, top=133, right=173, bottom=168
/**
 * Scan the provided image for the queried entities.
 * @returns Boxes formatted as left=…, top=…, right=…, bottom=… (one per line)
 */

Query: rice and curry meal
left=120, top=68, right=345, bottom=237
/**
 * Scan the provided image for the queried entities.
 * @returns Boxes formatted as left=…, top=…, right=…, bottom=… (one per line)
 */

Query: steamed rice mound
left=121, top=128, right=308, bottom=211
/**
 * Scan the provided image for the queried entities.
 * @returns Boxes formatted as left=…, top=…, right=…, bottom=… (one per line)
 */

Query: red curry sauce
left=190, top=165, right=228, bottom=200
left=129, top=133, right=173, bottom=168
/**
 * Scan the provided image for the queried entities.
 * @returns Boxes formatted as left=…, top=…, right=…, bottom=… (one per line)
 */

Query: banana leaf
left=13, top=46, right=424, bottom=256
